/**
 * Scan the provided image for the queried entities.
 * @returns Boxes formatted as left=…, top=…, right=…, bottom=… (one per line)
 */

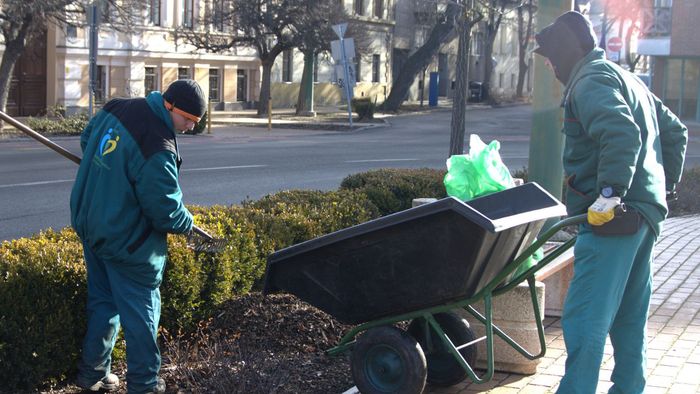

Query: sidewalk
left=426, top=214, right=700, bottom=394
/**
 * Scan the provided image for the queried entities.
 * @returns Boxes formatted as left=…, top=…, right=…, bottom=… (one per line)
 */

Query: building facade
left=4, top=0, right=533, bottom=116
left=638, top=0, right=700, bottom=121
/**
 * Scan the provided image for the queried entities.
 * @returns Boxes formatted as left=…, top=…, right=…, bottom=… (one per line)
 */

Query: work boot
left=77, top=373, right=120, bottom=392
left=144, top=377, right=166, bottom=394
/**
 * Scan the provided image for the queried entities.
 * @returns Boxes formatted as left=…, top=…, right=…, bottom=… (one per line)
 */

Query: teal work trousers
left=557, top=221, right=655, bottom=394
left=78, top=242, right=162, bottom=394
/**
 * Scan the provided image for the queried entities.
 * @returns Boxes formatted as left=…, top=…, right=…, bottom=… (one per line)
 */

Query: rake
left=0, top=110, right=227, bottom=254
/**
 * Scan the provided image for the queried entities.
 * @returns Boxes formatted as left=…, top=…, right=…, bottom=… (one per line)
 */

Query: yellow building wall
left=271, top=82, right=387, bottom=108
left=223, top=66, right=237, bottom=103
left=194, top=66, right=210, bottom=102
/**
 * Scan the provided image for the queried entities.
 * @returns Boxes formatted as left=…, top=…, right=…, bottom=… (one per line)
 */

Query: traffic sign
left=332, top=23, right=348, bottom=39
left=331, top=38, right=355, bottom=63
left=607, top=37, right=623, bottom=52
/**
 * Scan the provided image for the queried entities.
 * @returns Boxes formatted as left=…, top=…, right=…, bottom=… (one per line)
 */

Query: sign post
left=332, top=23, right=354, bottom=127
left=607, top=37, right=623, bottom=62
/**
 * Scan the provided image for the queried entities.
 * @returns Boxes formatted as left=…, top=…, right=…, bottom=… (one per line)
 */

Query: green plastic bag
left=444, top=134, right=515, bottom=201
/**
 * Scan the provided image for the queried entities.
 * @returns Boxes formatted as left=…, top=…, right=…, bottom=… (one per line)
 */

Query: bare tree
left=515, top=0, right=535, bottom=97
left=449, top=2, right=483, bottom=156
left=604, top=0, right=652, bottom=72
left=0, top=0, right=140, bottom=129
left=178, top=0, right=303, bottom=116
left=477, top=0, right=520, bottom=102
left=381, top=1, right=463, bottom=112
left=290, top=1, right=368, bottom=115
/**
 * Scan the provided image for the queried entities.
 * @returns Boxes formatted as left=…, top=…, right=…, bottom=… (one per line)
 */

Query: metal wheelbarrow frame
left=324, top=213, right=586, bottom=389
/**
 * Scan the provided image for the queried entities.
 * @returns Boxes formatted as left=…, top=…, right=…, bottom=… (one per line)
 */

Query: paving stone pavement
left=428, top=214, right=700, bottom=394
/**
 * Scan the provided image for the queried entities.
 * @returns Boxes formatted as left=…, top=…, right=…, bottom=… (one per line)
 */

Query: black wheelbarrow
left=262, top=182, right=586, bottom=393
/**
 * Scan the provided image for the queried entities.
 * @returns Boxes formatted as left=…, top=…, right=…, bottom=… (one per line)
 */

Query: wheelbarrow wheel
left=351, top=326, right=427, bottom=394
left=407, top=312, right=477, bottom=387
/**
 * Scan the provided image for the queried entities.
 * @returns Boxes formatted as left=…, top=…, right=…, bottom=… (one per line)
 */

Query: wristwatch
left=601, top=186, right=616, bottom=198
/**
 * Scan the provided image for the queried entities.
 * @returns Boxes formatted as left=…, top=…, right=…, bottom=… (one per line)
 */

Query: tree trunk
left=295, top=51, right=315, bottom=116
left=482, top=30, right=496, bottom=102
left=0, top=29, right=31, bottom=132
left=449, top=19, right=472, bottom=156
left=516, top=3, right=533, bottom=98
left=257, top=59, right=274, bottom=117
left=381, top=3, right=461, bottom=112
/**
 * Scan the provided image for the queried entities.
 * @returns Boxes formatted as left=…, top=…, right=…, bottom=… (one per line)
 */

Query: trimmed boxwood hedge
left=0, top=187, right=381, bottom=391
left=340, top=167, right=447, bottom=216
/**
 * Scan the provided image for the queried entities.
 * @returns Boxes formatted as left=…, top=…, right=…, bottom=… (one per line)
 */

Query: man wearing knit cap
left=534, top=11, right=688, bottom=394
left=70, top=79, right=206, bottom=393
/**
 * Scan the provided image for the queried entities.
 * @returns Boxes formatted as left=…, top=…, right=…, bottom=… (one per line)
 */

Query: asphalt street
left=1, top=104, right=698, bottom=242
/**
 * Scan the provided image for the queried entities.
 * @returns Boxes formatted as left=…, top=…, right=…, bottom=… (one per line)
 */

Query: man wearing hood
left=533, top=11, right=687, bottom=393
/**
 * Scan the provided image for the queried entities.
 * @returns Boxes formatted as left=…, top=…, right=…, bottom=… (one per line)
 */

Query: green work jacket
left=561, top=48, right=687, bottom=235
left=70, top=92, right=193, bottom=287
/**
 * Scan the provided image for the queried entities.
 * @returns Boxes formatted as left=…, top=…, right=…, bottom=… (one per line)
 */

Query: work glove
left=587, top=195, right=621, bottom=226
left=666, top=182, right=678, bottom=202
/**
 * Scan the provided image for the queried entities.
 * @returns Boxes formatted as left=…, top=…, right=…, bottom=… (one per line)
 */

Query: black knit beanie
left=534, top=11, right=597, bottom=59
left=162, top=79, right=207, bottom=120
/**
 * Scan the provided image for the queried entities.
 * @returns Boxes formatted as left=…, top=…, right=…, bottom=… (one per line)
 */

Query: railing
left=640, top=6, right=672, bottom=37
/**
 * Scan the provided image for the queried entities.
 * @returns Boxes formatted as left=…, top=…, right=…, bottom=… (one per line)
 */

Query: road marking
left=182, top=164, right=268, bottom=172
left=345, top=158, right=419, bottom=163
left=0, top=179, right=73, bottom=188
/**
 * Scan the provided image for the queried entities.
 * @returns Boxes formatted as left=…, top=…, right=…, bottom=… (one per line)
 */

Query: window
left=149, top=0, right=161, bottom=26
left=355, top=57, right=361, bottom=82
left=213, top=0, right=225, bottom=32
left=237, top=69, right=247, bottom=102
left=354, top=0, right=364, bottom=16
left=182, top=0, right=193, bottom=28
left=209, top=69, right=220, bottom=102
left=511, top=74, right=516, bottom=89
left=94, top=65, right=107, bottom=104
left=283, top=50, right=293, bottom=82
left=374, top=0, right=383, bottom=18
left=66, top=25, right=78, bottom=39
left=499, top=73, right=504, bottom=88
left=144, top=67, right=158, bottom=96
left=178, top=67, right=191, bottom=80
left=372, top=54, right=380, bottom=83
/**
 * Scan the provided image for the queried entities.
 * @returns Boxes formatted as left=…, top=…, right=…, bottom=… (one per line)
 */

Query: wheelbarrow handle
left=0, top=110, right=212, bottom=238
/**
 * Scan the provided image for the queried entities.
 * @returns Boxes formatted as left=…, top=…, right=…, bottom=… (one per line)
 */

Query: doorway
left=7, top=30, right=47, bottom=116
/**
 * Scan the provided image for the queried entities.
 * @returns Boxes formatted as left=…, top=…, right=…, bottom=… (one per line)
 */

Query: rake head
left=186, top=226, right=227, bottom=254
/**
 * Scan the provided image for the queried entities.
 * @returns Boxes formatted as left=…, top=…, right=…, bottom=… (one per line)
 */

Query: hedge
left=340, top=167, right=447, bottom=216
left=0, top=187, right=381, bottom=390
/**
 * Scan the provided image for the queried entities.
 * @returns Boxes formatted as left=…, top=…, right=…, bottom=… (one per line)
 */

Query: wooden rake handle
left=0, top=110, right=212, bottom=238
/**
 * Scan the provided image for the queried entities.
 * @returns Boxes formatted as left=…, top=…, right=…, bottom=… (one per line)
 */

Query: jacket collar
left=561, top=47, right=606, bottom=107
left=146, top=91, right=175, bottom=132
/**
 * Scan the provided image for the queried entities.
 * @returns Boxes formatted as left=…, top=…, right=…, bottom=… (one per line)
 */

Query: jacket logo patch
left=99, top=128, right=120, bottom=156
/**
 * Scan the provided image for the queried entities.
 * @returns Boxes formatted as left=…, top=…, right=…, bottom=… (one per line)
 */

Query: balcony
left=637, top=6, right=671, bottom=56
left=640, top=6, right=672, bottom=37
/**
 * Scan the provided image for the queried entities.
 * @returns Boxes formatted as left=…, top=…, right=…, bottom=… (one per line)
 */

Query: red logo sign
left=607, top=37, right=623, bottom=52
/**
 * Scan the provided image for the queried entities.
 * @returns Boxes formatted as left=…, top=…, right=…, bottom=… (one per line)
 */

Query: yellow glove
left=588, top=195, right=621, bottom=226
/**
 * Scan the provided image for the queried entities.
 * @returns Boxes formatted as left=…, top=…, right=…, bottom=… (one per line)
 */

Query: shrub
left=340, top=168, right=447, bottom=216
left=246, top=189, right=380, bottom=246
left=26, top=113, right=89, bottom=135
left=351, top=97, right=376, bottom=121
left=0, top=229, right=87, bottom=390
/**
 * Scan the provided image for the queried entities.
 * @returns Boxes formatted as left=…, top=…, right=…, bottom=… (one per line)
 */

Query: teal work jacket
left=561, top=48, right=688, bottom=236
left=70, top=92, right=193, bottom=287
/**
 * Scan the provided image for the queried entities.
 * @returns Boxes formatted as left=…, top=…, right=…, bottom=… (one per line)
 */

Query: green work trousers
left=557, top=221, right=655, bottom=394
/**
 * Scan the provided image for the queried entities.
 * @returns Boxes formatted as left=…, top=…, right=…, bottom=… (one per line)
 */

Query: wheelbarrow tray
left=262, top=182, right=566, bottom=325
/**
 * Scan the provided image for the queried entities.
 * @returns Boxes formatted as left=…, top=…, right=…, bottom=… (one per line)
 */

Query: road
left=1, top=104, right=698, bottom=242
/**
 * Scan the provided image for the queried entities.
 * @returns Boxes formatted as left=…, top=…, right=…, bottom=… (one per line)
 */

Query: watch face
left=602, top=186, right=614, bottom=198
